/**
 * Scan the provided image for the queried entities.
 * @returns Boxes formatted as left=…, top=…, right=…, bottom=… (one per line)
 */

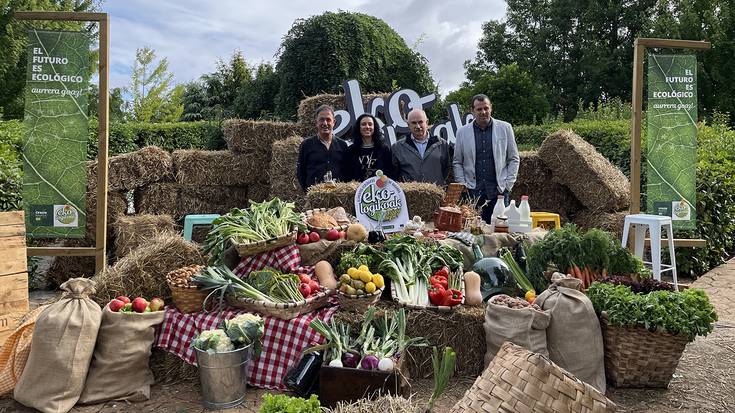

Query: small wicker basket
left=226, top=288, right=334, bottom=320
left=334, top=288, right=383, bottom=312
left=450, top=341, right=617, bottom=413
left=231, top=230, right=297, bottom=257
left=165, top=265, right=209, bottom=314
left=600, top=314, right=689, bottom=388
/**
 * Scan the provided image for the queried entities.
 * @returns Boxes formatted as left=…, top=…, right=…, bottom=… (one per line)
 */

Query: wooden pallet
left=0, top=211, right=29, bottom=346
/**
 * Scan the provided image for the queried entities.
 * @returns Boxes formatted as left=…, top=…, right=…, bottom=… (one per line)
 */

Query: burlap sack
left=78, top=303, right=165, bottom=404
left=0, top=306, right=47, bottom=395
left=298, top=239, right=355, bottom=266
left=483, top=299, right=551, bottom=366
left=536, top=275, right=606, bottom=394
left=14, top=278, right=101, bottom=413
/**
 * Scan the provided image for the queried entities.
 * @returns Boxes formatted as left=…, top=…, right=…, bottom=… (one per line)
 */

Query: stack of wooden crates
left=0, top=211, right=30, bottom=346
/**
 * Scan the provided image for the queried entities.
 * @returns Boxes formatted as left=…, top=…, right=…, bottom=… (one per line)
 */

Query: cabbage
left=191, top=329, right=235, bottom=353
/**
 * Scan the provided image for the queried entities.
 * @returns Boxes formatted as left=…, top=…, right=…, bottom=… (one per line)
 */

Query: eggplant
left=341, top=350, right=361, bottom=368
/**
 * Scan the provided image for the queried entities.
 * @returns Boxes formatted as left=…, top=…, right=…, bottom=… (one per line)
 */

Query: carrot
left=573, top=265, right=583, bottom=280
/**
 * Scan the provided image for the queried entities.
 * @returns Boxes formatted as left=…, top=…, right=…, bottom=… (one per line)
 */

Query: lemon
left=357, top=265, right=369, bottom=273
left=372, top=274, right=385, bottom=289
left=347, top=267, right=358, bottom=277
left=359, top=270, right=372, bottom=283
left=364, top=282, right=376, bottom=294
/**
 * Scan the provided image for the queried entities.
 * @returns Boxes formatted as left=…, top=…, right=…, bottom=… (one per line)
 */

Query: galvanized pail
left=195, top=345, right=251, bottom=410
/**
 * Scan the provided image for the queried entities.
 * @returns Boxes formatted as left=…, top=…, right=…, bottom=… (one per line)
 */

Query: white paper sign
left=354, top=172, right=409, bottom=233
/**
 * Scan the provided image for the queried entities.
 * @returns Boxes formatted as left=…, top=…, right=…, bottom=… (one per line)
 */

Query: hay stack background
left=538, top=130, right=630, bottom=212
left=136, top=183, right=249, bottom=219
left=269, top=135, right=305, bottom=206
left=113, top=214, right=176, bottom=258
left=306, top=181, right=444, bottom=222
left=46, top=239, right=96, bottom=287
left=510, top=151, right=583, bottom=221
left=573, top=209, right=627, bottom=238
left=172, top=149, right=266, bottom=186
left=88, top=146, right=172, bottom=192
left=248, top=181, right=271, bottom=204
left=297, top=92, right=390, bottom=136
left=85, top=189, right=129, bottom=242
left=92, top=232, right=205, bottom=305
left=222, top=119, right=301, bottom=154
left=135, top=183, right=178, bottom=217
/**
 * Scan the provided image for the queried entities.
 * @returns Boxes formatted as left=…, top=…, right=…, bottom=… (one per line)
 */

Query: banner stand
left=15, top=12, right=110, bottom=274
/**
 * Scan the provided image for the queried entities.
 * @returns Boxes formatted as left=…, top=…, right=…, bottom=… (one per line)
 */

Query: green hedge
left=0, top=120, right=23, bottom=211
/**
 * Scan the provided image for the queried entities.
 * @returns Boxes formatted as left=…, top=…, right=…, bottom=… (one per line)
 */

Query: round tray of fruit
left=335, top=265, right=385, bottom=312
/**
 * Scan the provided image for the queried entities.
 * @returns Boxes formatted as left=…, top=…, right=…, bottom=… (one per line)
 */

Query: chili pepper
left=430, top=274, right=448, bottom=290
left=428, top=284, right=448, bottom=306
left=433, top=266, right=450, bottom=278
left=443, top=288, right=463, bottom=306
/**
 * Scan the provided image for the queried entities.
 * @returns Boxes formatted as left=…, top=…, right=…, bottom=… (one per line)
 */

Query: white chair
left=621, top=214, right=678, bottom=290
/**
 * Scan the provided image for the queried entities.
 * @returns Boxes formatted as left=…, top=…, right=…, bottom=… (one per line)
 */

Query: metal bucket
left=195, top=345, right=251, bottom=410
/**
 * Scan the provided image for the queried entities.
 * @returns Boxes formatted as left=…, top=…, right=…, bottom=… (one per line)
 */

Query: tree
left=87, top=85, right=127, bottom=123
left=127, top=46, right=183, bottom=122
left=274, top=11, right=436, bottom=119
left=0, top=0, right=99, bottom=119
left=234, top=62, right=279, bottom=119
left=446, top=64, right=550, bottom=125
left=466, top=0, right=657, bottom=120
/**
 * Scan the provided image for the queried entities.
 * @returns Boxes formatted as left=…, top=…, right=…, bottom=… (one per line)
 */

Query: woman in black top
left=345, top=113, right=395, bottom=181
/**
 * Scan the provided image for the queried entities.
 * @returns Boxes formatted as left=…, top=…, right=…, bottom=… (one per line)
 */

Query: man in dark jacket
left=391, top=109, right=449, bottom=186
left=296, top=105, right=349, bottom=191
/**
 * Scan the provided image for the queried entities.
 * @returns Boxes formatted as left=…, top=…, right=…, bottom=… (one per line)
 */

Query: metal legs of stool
left=622, top=215, right=679, bottom=291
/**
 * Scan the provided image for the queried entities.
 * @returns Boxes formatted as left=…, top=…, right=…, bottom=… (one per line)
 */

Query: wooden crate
left=0, top=312, right=25, bottom=346
left=318, top=359, right=409, bottom=408
left=0, top=211, right=30, bottom=316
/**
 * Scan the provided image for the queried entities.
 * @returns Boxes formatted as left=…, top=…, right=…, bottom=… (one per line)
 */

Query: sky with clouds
left=104, top=0, right=507, bottom=96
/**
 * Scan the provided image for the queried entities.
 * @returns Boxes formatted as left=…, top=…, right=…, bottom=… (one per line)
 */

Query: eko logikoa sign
left=354, top=171, right=409, bottom=233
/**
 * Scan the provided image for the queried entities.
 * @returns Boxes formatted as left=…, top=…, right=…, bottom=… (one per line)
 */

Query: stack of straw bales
left=46, top=239, right=96, bottom=287
left=296, top=92, right=390, bottom=136
left=113, top=214, right=176, bottom=258
left=269, top=135, right=305, bottom=206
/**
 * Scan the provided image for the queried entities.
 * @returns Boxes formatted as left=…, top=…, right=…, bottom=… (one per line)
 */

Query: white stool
left=621, top=214, right=678, bottom=290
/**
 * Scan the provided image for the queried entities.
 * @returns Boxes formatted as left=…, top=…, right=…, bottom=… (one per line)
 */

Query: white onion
left=378, top=357, right=395, bottom=371
left=329, top=358, right=343, bottom=368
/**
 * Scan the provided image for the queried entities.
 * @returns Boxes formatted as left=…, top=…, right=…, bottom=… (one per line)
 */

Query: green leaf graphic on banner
left=23, top=29, right=90, bottom=238
left=646, top=55, right=697, bottom=230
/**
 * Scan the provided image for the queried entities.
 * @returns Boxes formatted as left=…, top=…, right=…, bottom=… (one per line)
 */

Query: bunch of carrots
left=566, top=263, right=608, bottom=290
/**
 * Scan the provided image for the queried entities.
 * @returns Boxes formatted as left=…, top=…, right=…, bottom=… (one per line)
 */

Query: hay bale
left=332, top=302, right=485, bottom=378
left=510, top=151, right=583, bottom=221
left=46, top=239, right=96, bottom=287
left=538, top=130, right=630, bottom=212
left=573, top=209, right=628, bottom=239
left=92, top=232, right=205, bottom=305
left=113, top=214, right=176, bottom=258
left=296, top=92, right=389, bottom=135
left=172, top=149, right=266, bottom=186
left=88, top=146, right=172, bottom=192
left=136, top=183, right=249, bottom=219
left=222, top=119, right=301, bottom=154
left=328, top=395, right=421, bottom=413
left=306, top=182, right=444, bottom=222
left=248, top=181, right=271, bottom=203
left=85, top=189, right=129, bottom=243
left=149, top=349, right=198, bottom=384
left=269, top=135, right=305, bottom=206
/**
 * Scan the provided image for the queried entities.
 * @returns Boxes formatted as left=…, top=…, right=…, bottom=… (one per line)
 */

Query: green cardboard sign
left=23, top=29, right=91, bottom=238
left=646, top=54, right=697, bottom=230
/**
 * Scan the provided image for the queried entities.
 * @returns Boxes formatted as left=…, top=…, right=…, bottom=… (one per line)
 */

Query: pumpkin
left=314, top=261, right=337, bottom=289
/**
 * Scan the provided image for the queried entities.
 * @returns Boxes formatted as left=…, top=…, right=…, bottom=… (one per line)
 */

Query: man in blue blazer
left=452, top=94, right=520, bottom=223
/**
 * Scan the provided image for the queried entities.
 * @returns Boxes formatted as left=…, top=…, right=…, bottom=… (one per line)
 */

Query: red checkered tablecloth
left=154, top=245, right=337, bottom=390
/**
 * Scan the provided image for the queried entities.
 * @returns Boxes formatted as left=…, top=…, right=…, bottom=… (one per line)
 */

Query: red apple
left=309, top=231, right=320, bottom=242
left=325, top=228, right=340, bottom=241
left=131, top=297, right=148, bottom=313
left=149, top=297, right=165, bottom=312
left=116, top=295, right=131, bottom=304
left=298, top=273, right=312, bottom=284
left=299, top=283, right=312, bottom=298
left=309, top=280, right=320, bottom=293
left=297, top=232, right=310, bottom=245
left=108, top=299, right=125, bottom=312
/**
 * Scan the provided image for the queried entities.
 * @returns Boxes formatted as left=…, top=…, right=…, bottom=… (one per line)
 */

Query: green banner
left=646, top=54, right=697, bottom=230
left=23, top=29, right=91, bottom=238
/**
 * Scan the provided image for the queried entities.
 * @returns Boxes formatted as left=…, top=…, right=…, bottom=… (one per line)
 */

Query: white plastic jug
left=505, top=200, right=521, bottom=221
left=519, top=195, right=531, bottom=221
left=491, top=195, right=505, bottom=225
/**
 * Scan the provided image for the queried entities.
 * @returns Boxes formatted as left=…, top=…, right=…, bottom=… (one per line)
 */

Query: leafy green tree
left=127, top=46, right=183, bottom=122
left=446, top=64, right=550, bottom=125
left=235, top=62, right=279, bottom=119
left=87, top=85, right=128, bottom=123
left=0, top=0, right=99, bottom=119
left=274, top=11, right=436, bottom=119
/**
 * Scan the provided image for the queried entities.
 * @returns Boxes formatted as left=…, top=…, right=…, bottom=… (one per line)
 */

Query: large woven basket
left=304, top=208, right=355, bottom=238
left=226, top=288, right=334, bottom=320
left=600, top=315, right=689, bottom=388
left=390, top=279, right=465, bottom=312
left=335, top=288, right=382, bottom=312
left=451, top=342, right=617, bottom=413
left=231, top=230, right=297, bottom=257
left=165, top=266, right=209, bottom=314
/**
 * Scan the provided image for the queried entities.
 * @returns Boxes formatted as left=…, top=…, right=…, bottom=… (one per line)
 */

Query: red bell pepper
left=433, top=266, right=450, bottom=278
left=429, top=274, right=448, bottom=290
left=428, top=285, right=448, bottom=306
left=443, top=288, right=463, bottom=306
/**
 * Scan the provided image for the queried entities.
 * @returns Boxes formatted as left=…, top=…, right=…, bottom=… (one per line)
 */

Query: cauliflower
left=223, top=312, right=264, bottom=357
left=191, top=328, right=235, bottom=353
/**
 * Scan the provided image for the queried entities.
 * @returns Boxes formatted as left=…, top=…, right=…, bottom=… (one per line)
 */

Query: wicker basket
left=600, top=314, right=689, bottom=388
left=231, top=230, right=297, bottom=257
left=226, top=288, right=334, bottom=320
left=165, top=266, right=209, bottom=314
left=450, top=341, right=617, bottom=413
left=390, top=279, right=465, bottom=312
left=304, top=208, right=355, bottom=238
left=335, top=288, right=383, bottom=312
